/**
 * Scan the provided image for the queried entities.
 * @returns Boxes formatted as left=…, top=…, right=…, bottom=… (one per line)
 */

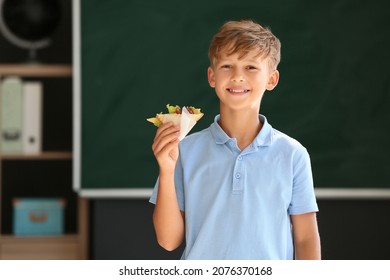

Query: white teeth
left=229, top=89, right=248, bottom=93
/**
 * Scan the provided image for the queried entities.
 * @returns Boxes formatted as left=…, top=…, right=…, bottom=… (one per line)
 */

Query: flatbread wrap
left=147, top=104, right=203, bottom=127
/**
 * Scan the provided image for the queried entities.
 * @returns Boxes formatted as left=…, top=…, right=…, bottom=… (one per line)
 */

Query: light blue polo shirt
left=150, top=115, right=318, bottom=260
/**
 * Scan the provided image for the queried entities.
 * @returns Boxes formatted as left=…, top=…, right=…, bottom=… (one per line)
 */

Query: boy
left=149, top=20, right=321, bottom=260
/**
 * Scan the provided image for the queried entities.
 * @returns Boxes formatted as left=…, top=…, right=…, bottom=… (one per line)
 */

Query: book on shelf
left=23, top=81, right=43, bottom=153
left=0, top=76, right=43, bottom=154
left=0, top=76, right=23, bottom=153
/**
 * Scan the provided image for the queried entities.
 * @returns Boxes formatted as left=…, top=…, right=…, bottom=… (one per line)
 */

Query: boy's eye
left=247, top=65, right=258, bottom=71
left=221, top=65, right=232, bottom=69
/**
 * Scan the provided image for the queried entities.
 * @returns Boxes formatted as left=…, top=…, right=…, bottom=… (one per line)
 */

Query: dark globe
left=2, top=0, right=61, bottom=41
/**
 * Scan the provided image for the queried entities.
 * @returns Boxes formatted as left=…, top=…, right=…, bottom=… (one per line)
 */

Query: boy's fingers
left=154, top=122, right=171, bottom=140
left=152, top=129, right=180, bottom=155
left=154, top=122, right=179, bottom=141
left=153, top=123, right=179, bottom=149
left=157, top=139, right=179, bottom=158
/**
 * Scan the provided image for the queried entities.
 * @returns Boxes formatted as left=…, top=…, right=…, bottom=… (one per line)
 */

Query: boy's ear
left=207, top=67, right=216, bottom=88
left=266, top=70, right=279, bottom=91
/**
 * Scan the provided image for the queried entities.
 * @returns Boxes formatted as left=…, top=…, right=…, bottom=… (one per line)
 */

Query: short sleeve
left=288, top=147, right=319, bottom=215
left=148, top=152, right=185, bottom=212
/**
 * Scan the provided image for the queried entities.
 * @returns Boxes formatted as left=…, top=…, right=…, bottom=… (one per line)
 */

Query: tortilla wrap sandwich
left=147, top=104, right=203, bottom=127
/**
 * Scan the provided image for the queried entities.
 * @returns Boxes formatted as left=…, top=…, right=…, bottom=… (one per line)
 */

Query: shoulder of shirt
left=271, top=127, right=307, bottom=152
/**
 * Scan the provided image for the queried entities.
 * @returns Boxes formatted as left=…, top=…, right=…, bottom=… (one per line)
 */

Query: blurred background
left=0, top=0, right=389, bottom=259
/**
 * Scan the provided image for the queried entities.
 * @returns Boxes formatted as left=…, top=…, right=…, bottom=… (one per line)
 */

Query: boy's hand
left=152, top=122, right=180, bottom=173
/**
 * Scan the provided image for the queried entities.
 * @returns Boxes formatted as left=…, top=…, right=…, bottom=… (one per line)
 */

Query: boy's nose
left=231, top=70, right=245, bottom=82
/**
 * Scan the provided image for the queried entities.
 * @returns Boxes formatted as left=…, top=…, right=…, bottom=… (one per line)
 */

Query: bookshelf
left=0, top=64, right=88, bottom=260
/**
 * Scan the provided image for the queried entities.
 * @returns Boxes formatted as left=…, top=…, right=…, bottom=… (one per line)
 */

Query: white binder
left=22, top=81, right=43, bottom=153
left=0, top=76, right=23, bottom=153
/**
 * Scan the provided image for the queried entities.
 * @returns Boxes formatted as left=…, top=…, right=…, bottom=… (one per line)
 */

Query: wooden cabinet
left=0, top=64, right=88, bottom=259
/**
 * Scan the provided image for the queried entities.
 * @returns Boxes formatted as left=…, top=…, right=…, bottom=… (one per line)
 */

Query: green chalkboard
left=77, top=0, right=390, bottom=193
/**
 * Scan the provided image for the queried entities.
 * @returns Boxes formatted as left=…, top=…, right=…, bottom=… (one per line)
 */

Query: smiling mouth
left=227, top=88, right=250, bottom=94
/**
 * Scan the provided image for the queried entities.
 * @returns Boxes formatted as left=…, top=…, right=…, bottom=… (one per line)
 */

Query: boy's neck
left=218, top=108, right=262, bottom=150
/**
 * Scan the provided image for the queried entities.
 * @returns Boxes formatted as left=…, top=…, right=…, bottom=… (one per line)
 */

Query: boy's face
left=207, top=49, right=279, bottom=112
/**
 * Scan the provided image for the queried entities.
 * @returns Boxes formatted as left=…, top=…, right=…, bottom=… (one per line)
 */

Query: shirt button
left=235, top=173, right=241, bottom=179
left=238, top=156, right=243, bottom=161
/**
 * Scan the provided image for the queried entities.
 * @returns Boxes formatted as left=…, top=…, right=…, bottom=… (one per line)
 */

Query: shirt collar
left=210, top=114, right=273, bottom=147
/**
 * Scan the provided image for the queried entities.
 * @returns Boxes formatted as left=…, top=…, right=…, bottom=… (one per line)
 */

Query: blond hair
left=208, top=20, right=281, bottom=70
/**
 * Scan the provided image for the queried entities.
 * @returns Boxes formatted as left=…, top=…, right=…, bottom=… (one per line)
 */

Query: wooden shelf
left=0, top=234, right=81, bottom=260
left=0, top=151, right=72, bottom=160
left=0, top=234, right=79, bottom=242
left=0, top=64, right=72, bottom=77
